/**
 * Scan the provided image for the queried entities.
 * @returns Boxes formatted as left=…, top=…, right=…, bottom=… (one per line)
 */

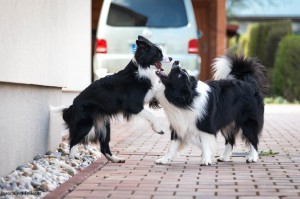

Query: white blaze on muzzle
left=161, top=54, right=172, bottom=63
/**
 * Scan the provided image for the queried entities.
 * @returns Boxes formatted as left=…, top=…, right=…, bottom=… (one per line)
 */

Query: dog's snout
left=162, top=55, right=172, bottom=63
left=172, top=60, right=180, bottom=69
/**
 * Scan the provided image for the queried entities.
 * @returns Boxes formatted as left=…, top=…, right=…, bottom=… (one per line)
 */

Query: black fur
left=197, top=78, right=264, bottom=150
left=158, top=67, right=198, bottom=108
left=156, top=53, right=268, bottom=163
left=63, top=35, right=168, bottom=162
left=149, top=98, right=161, bottom=109
left=226, top=52, right=269, bottom=95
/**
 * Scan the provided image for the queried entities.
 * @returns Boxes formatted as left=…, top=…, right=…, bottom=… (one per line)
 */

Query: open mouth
left=155, top=70, right=167, bottom=79
left=154, top=61, right=164, bottom=71
left=154, top=56, right=172, bottom=71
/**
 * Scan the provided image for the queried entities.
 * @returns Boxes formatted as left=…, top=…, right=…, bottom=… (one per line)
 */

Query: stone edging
left=43, top=158, right=107, bottom=199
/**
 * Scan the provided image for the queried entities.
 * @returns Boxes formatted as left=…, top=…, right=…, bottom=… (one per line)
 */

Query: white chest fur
left=137, top=66, right=161, bottom=103
left=156, top=81, right=211, bottom=140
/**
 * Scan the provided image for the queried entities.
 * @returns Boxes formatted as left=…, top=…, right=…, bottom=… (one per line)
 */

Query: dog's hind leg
left=97, top=120, right=125, bottom=163
left=155, top=129, right=181, bottom=165
left=218, top=143, right=232, bottom=162
left=69, top=119, right=93, bottom=158
left=241, top=119, right=261, bottom=163
left=218, top=122, right=239, bottom=162
left=138, top=109, right=164, bottom=135
left=199, top=132, right=216, bottom=166
left=69, top=145, right=79, bottom=158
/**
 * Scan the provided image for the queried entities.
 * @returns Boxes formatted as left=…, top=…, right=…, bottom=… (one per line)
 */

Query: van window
left=107, top=0, right=188, bottom=27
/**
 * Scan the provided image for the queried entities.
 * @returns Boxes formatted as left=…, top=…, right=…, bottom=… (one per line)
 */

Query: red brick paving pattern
left=44, top=105, right=300, bottom=199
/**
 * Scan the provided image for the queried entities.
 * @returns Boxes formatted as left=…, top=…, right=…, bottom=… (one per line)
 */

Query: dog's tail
left=62, top=105, right=74, bottom=128
left=212, top=53, right=269, bottom=95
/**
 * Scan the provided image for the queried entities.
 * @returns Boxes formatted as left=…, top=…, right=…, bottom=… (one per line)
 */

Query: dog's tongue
left=154, top=62, right=164, bottom=71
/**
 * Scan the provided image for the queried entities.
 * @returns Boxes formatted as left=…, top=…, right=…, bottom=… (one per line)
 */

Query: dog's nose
left=169, top=57, right=173, bottom=62
left=172, top=60, right=180, bottom=69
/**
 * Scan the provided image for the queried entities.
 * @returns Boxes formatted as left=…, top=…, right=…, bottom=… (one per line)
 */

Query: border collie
left=63, top=35, right=172, bottom=163
left=154, top=53, right=268, bottom=165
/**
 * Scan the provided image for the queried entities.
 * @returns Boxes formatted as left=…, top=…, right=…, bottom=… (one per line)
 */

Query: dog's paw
left=200, top=158, right=212, bottom=166
left=153, top=127, right=164, bottom=135
left=152, top=125, right=164, bottom=135
left=69, top=151, right=80, bottom=159
left=105, top=154, right=126, bottom=163
left=246, top=153, right=258, bottom=163
left=155, top=157, right=170, bottom=165
left=69, top=154, right=75, bottom=159
left=217, top=156, right=230, bottom=162
left=246, top=148, right=259, bottom=163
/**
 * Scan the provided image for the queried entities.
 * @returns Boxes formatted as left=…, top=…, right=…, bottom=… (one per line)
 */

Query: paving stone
left=45, top=105, right=300, bottom=199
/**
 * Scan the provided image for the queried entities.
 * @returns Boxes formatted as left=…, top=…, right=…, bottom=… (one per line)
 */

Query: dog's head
left=156, top=61, right=198, bottom=107
left=135, top=35, right=172, bottom=70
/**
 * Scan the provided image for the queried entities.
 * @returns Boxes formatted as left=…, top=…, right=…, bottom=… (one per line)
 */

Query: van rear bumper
left=93, top=54, right=201, bottom=80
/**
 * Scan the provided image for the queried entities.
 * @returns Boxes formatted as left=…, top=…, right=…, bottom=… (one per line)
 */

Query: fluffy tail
left=212, top=53, right=269, bottom=95
left=62, top=105, right=74, bottom=127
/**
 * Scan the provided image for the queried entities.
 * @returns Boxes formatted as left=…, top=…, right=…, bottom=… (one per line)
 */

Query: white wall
left=0, top=83, right=61, bottom=177
left=0, top=0, right=91, bottom=176
left=0, top=0, right=91, bottom=89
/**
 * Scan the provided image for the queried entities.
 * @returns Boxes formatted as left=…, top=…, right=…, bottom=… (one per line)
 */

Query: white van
left=93, top=0, right=201, bottom=80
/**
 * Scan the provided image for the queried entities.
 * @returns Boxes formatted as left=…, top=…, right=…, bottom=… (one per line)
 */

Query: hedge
left=265, top=21, right=292, bottom=68
left=248, top=24, right=259, bottom=57
left=272, top=35, right=300, bottom=101
left=248, top=20, right=291, bottom=68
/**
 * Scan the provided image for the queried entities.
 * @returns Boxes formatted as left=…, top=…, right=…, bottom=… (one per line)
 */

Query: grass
left=264, top=96, right=300, bottom=104
left=259, top=149, right=279, bottom=156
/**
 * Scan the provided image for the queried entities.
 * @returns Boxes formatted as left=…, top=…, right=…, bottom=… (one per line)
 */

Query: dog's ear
left=136, top=40, right=149, bottom=51
left=138, top=35, right=152, bottom=44
left=138, top=35, right=150, bottom=42
left=138, top=35, right=146, bottom=41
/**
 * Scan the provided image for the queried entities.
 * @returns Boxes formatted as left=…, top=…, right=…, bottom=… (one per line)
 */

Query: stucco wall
left=0, top=0, right=91, bottom=90
left=0, top=0, right=91, bottom=176
left=0, top=83, right=61, bottom=177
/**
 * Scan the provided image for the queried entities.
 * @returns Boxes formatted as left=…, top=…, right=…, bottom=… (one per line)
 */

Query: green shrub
left=273, top=35, right=300, bottom=101
left=256, top=23, right=269, bottom=66
left=248, top=20, right=292, bottom=68
left=248, top=24, right=259, bottom=57
left=265, top=21, right=291, bottom=68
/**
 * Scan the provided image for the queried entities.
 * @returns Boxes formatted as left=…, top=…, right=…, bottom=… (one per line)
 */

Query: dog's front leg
left=155, top=129, right=181, bottom=164
left=138, top=109, right=164, bottom=134
left=155, top=140, right=180, bottom=164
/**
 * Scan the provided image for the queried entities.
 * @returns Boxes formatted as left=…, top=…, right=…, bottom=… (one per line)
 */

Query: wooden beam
left=192, top=0, right=226, bottom=81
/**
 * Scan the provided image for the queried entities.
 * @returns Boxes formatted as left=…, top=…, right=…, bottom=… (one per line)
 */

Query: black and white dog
left=155, top=53, right=268, bottom=165
left=63, top=35, right=172, bottom=163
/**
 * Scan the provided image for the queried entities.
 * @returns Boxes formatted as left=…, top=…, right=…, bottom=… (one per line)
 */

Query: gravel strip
left=0, top=142, right=101, bottom=198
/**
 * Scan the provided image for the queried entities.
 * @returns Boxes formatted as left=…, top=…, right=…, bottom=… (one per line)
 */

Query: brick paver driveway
left=45, top=105, right=300, bottom=199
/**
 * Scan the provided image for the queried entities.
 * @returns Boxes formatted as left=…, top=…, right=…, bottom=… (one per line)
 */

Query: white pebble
left=0, top=142, right=101, bottom=196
